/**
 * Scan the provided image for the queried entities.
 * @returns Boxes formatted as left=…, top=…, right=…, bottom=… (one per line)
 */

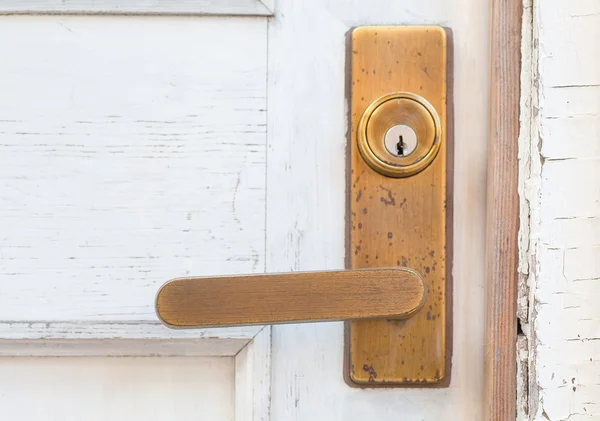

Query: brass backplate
left=345, top=26, right=452, bottom=386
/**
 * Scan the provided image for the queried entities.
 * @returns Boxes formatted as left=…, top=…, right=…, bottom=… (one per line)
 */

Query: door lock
left=357, top=91, right=442, bottom=178
left=156, top=25, right=450, bottom=388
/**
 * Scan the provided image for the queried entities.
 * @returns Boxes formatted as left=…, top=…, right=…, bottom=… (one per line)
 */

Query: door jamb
left=485, top=0, right=523, bottom=420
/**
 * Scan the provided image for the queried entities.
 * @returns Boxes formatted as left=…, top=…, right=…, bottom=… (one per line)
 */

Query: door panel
left=0, top=357, right=234, bottom=421
left=0, top=16, right=266, bottom=337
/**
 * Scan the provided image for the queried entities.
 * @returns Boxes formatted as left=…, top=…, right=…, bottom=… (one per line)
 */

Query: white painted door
left=0, top=1, right=489, bottom=420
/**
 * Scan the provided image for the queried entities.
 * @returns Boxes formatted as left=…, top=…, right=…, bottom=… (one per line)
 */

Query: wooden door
left=0, top=1, right=489, bottom=420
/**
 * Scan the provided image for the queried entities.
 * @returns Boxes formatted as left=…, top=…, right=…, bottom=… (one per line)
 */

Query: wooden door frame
left=486, top=0, right=523, bottom=420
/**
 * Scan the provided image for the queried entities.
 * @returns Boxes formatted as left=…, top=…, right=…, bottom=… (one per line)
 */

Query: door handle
left=156, top=268, right=426, bottom=328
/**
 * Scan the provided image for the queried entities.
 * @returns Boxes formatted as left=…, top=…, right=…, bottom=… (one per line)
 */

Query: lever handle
left=156, top=268, right=425, bottom=328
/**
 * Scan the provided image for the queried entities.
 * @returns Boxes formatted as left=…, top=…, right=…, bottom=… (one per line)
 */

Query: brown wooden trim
left=486, top=0, right=523, bottom=420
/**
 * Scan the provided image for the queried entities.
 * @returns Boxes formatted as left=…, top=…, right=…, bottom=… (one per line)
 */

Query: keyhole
left=384, top=125, right=418, bottom=157
left=396, top=135, right=405, bottom=156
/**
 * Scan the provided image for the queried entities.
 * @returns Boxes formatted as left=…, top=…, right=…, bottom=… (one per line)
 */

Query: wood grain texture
left=0, top=16, right=267, bottom=347
left=0, top=0, right=273, bottom=16
left=347, top=26, right=449, bottom=385
left=486, top=0, right=522, bottom=419
left=156, top=269, right=425, bottom=327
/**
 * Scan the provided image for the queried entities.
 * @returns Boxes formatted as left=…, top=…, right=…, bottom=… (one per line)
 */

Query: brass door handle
left=155, top=268, right=425, bottom=328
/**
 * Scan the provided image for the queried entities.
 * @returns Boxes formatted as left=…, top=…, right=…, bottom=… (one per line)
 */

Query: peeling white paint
left=521, top=1, right=600, bottom=420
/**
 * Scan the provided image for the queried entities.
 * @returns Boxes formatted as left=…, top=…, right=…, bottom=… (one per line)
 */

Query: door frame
left=485, top=0, right=523, bottom=421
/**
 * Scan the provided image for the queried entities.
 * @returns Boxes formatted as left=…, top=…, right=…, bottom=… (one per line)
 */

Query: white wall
left=521, top=1, right=600, bottom=420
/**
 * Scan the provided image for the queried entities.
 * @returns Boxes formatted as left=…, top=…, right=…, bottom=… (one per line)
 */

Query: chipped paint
left=520, top=0, right=600, bottom=419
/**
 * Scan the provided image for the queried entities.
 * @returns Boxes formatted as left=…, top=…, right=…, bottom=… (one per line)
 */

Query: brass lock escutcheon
left=347, top=25, right=450, bottom=387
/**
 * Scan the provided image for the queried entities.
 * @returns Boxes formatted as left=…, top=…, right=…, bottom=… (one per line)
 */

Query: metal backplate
left=345, top=26, right=452, bottom=386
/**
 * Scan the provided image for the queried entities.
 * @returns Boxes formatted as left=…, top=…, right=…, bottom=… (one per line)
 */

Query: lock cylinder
left=357, top=92, right=442, bottom=178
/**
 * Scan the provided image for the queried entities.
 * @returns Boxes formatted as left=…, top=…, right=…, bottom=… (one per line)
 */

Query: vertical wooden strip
left=486, top=0, right=523, bottom=419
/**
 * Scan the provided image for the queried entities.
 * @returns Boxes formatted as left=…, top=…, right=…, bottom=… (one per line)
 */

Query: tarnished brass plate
left=346, top=26, right=451, bottom=386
